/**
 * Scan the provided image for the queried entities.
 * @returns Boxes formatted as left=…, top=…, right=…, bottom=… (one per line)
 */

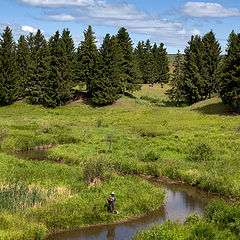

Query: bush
left=83, top=158, right=112, bottom=184
left=140, top=150, right=162, bottom=162
left=204, top=200, right=240, bottom=235
left=186, top=143, right=213, bottom=162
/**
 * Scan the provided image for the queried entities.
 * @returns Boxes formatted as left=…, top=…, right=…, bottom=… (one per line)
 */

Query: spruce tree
left=202, top=30, right=221, bottom=98
left=45, top=29, right=75, bottom=107
left=220, top=31, right=240, bottom=113
left=156, top=43, right=170, bottom=83
left=16, top=35, right=31, bottom=98
left=0, top=26, right=18, bottom=106
left=77, top=25, right=99, bottom=94
left=142, top=39, right=156, bottom=85
left=166, top=50, right=185, bottom=106
left=117, top=27, right=141, bottom=92
left=183, top=35, right=205, bottom=104
left=91, top=34, right=124, bottom=105
left=25, top=30, right=50, bottom=104
left=134, top=41, right=145, bottom=84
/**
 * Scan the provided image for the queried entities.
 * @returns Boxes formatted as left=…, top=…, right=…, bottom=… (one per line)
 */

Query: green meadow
left=0, top=84, right=240, bottom=239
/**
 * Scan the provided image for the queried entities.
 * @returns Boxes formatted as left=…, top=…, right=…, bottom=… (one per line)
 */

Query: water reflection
left=12, top=150, right=216, bottom=240
left=48, top=180, right=216, bottom=240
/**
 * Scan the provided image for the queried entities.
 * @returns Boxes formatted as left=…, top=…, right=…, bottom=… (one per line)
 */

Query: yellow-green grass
left=0, top=154, right=165, bottom=239
left=0, top=84, right=240, bottom=238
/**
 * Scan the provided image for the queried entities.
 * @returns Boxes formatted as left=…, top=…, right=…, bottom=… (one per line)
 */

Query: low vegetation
left=133, top=200, right=240, bottom=240
left=0, top=84, right=239, bottom=238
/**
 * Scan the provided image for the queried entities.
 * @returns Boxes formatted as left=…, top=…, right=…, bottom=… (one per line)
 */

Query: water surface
left=47, top=180, right=216, bottom=240
left=13, top=149, right=217, bottom=240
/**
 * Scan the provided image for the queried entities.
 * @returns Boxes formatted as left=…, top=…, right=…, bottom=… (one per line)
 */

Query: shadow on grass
left=124, top=92, right=137, bottom=99
left=193, top=102, right=236, bottom=116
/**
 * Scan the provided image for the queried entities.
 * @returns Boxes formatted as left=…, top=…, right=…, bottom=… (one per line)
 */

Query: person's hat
left=111, top=192, right=114, bottom=195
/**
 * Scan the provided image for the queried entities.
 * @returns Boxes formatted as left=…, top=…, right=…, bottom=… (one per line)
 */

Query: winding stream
left=13, top=150, right=218, bottom=240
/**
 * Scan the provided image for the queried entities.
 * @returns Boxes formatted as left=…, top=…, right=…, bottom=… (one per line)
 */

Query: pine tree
left=25, top=30, right=50, bottom=104
left=183, top=35, right=205, bottom=104
left=16, top=35, right=31, bottom=98
left=117, top=27, right=141, bottom=92
left=134, top=41, right=145, bottom=83
left=0, top=26, right=18, bottom=106
left=142, top=39, right=156, bottom=85
left=91, top=34, right=124, bottom=105
left=77, top=25, right=99, bottom=94
left=45, top=29, right=75, bottom=107
left=202, top=30, right=221, bottom=98
left=219, top=31, right=240, bottom=113
left=166, top=50, right=185, bottom=106
left=156, top=43, right=170, bottom=83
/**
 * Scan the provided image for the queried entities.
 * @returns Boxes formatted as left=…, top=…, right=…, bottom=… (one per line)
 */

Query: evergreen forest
left=1, top=25, right=239, bottom=111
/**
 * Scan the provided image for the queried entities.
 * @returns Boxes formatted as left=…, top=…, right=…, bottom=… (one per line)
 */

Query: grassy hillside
left=0, top=84, right=239, bottom=239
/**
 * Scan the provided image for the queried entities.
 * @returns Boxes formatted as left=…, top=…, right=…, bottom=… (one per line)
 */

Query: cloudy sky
left=1, top=0, right=240, bottom=53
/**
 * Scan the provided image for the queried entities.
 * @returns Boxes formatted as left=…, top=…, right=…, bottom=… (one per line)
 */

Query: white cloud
left=0, top=22, right=41, bottom=36
left=46, top=14, right=76, bottom=21
left=18, top=0, right=94, bottom=7
left=182, top=2, right=240, bottom=18
left=22, top=25, right=38, bottom=33
left=16, top=0, right=203, bottom=48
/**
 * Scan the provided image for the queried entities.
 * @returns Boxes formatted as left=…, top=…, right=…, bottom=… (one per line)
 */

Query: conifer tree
left=202, top=30, right=221, bottom=98
left=134, top=41, right=145, bottom=83
left=16, top=35, right=31, bottom=98
left=156, top=43, right=170, bottom=83
left=183, top=35, right=205, bottom=104
left=117, top=27, right=141, bottom=92
left=25, top=30, right=50, bottom=104
left=45, top=29, right=75, bottom=107
left=220, top=31, right=240, bottom=113
left=91, top=34, right=124, bottom=105
left=142, top=40, right=157, bottom=85
left=166, top=50, right=185, bottom=106
left=0, top=26, right=18, bottom=106
left=77, top=25, right=99, bottom=94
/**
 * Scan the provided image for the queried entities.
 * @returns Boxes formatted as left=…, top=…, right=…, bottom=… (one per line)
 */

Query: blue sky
left=1, top=0, right=240, bottom=53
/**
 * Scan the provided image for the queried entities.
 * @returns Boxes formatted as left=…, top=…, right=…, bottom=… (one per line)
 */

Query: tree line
left=0, top=25, right=239, bottom=111
left=167, top=30, right=240, bottom=112
left=0, top=26, right=169, bottom=107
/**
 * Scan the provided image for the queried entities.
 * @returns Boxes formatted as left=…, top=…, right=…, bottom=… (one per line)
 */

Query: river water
left=13, top=150, right=217, bottom=240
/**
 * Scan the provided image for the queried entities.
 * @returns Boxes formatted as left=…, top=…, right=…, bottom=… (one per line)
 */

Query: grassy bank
left=0, top=84, right=240, bottom=238
left=0, top=153, right=164, bottom=239
left=133, top=200, right=240, bottom=240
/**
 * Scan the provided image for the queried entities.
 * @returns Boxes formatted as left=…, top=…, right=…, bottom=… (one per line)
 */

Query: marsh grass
left=0, top=183, right=45, bottom=212
left=0, top=84, right=240, bottom=239
left=133, top=200, right=240, bottom=240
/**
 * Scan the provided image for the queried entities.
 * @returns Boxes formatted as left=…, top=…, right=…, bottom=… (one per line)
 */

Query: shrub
left=140, top=150, right=162, bottom=162
left=186, top=143, right=213, bottom=162
left=204, top=200, right=240, bottom=235
left=184, top=213, right=201, bottom=225
left=83, top=158, right=112, bottom=184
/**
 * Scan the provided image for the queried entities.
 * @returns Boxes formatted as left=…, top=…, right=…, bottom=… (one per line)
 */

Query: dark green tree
left=183, top=35, right=206, bottom=104
left=16, top=35, right=31, bottom=98
left=156, top=43, right=170, bottom=83
left=134, top=41, right=145, bottom=83
left=166, top=50, right=185, bottom=106
left=0, top=26, right=18, bottom=106
left=202, top=30, right=222, bottom=98
left=142, top=40, right=157, bottom=85
left=117, top=27, right=142, bottom=92
left=45, top=29, right=76, bottom=107
left=77, top=25, right=99, bottom=94
left=220, top=31, right=240, bottom=113
left=25, top=30, right=51, bottom=104
left=91, top=34, right=124, bottom=105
